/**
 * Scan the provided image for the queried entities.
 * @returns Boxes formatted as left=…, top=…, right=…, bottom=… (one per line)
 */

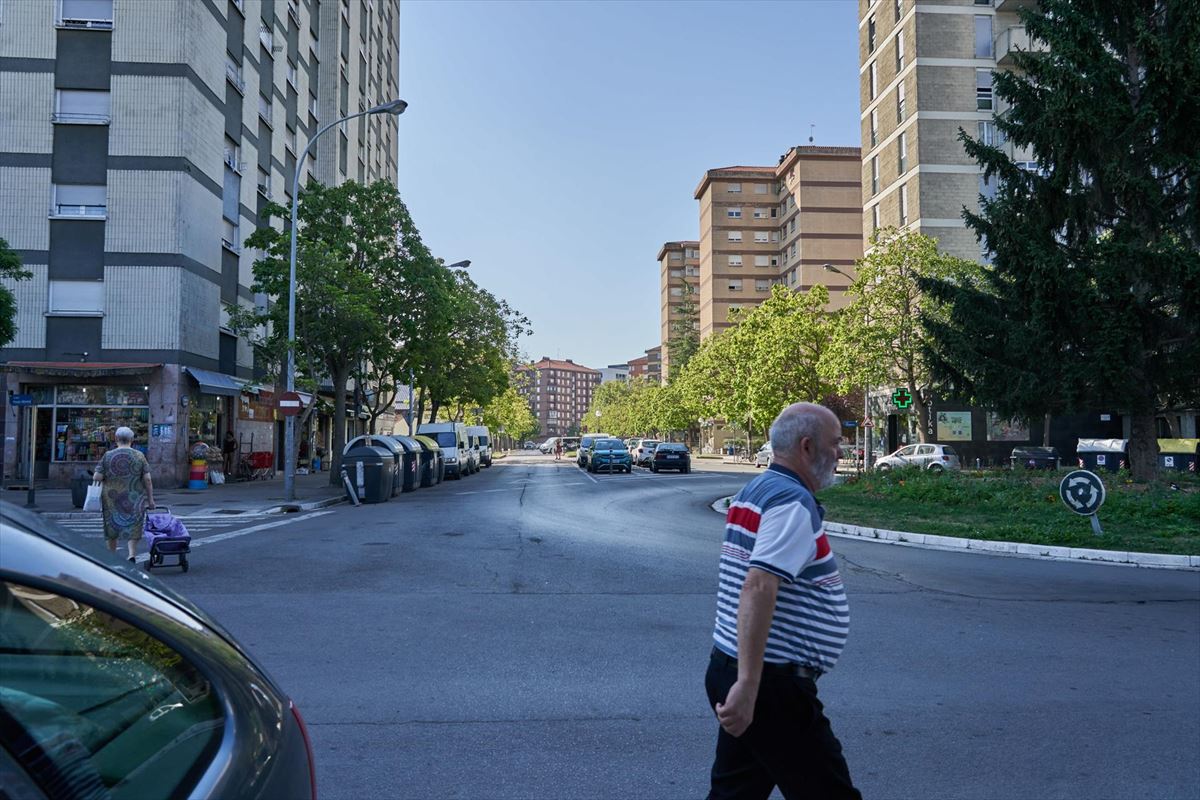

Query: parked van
left=418, top=422, right=472, bottom=478
left=466, top=425, right=493, bottom=467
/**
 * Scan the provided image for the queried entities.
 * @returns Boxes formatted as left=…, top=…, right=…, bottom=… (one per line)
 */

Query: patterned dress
left=95, top=446, right=150, bottom=542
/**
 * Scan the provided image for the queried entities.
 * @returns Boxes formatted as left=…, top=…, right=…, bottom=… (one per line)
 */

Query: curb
left=262, top=495, right=346, bottom=513
left=710, top=496, right=1200, bottom=571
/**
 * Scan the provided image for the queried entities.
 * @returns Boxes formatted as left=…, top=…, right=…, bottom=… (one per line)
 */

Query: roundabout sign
left=1059, top=469, right=1107, bottom=534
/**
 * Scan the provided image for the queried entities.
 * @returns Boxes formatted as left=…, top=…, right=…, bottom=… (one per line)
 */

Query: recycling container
left=1157, top=438, right=1199, bottom=473
left=1075, top=439, right=1127, bottom=473
left=342, top=446, right=395, bottom=504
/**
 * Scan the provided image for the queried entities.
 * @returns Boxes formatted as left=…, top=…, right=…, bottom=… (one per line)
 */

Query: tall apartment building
left=0, top=0, right=399, bottom=487
left=658, top=240, right=700, bottom=379
left=517, top=358, right=601, bottom=438
left=857, top=0, right=1030, bottom=260
left=693, top=146, right=863, bottom=340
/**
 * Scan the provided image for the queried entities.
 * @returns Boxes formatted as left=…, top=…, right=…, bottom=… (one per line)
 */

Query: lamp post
left=284, top=98, right=407, bottom=502
left=824, top=262, right=872, bottom=471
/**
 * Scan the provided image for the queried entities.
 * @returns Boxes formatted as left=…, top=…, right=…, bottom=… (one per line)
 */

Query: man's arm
left=715, top=567, right=781, bottom=737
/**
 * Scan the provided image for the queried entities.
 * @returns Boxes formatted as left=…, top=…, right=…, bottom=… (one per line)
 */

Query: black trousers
left=705, top=653, right=862, bottom=800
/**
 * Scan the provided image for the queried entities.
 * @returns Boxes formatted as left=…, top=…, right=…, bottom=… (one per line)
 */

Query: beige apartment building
left=693, top=146, right=863, bottom=340
left=858, top=0, right=1034, bottom=260
left=657, top=241, right=700, bottom=379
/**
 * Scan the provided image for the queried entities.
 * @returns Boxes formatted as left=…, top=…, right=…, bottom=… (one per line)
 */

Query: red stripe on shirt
left=814, top=532, right=831, bottom=560
left=726, top=505, right=762, bottom=534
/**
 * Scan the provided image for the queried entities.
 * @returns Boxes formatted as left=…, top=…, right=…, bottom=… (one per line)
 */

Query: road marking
left=132, top=510, right=336, bottom=563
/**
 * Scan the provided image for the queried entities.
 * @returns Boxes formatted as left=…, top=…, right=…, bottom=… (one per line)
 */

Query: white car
left=875, top=443, right=961, bottom=472
left=754, top=442, right=773, bottom=468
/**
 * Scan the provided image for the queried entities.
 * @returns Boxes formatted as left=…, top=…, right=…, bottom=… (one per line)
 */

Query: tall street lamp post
left=284, top=98, right=407, bottom=502
left=824, top=263, right=873, bottom=471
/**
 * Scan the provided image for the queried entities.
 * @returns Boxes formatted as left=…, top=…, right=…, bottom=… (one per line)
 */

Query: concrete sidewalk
left=5, top=470, right=346, bottom=518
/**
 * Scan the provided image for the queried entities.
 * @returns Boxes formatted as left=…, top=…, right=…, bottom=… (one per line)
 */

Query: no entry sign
left=278, top=391, right=303, bottom=417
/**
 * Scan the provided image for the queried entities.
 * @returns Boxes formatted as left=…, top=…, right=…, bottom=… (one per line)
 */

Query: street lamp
left=448, top=260, right=471, bottom=270
left=283, top=98, right=408, bottom=502
left=824, top=263, right=873, bottom=471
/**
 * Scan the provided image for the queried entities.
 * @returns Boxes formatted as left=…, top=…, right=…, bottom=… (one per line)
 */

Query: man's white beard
left=814, top=451, right=838, bottom=490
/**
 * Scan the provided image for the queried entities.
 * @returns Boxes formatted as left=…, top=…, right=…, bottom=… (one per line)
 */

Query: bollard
left=975, top=458, right=982, bottom=470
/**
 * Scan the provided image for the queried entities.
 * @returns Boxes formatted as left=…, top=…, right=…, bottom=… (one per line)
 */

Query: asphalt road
left=162, top=454, right=1200, bottom=800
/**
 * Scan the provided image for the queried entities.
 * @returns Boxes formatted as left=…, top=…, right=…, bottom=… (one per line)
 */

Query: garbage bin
left=414, top=435, right=443, bottom=487
left=1075, top=438, right=1127, bottom=473
left=71, top=470, right=92, bottom=509
left=390, top=436, right=422, bottom=493
left=1158, top=438, right=1199, bottom=473
left=1010, top=446, right=1061, bottom=470
left=341, top=446, right=394, bottom=504
left=344, top=435, right=404, bottom=497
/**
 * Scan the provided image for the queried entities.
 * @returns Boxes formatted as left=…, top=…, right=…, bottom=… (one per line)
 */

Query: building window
left=685, top=265, right=700, bottom=276
left=871, top=156, right=879, bottom=195
left=727, top=182, right=741, bottom=193
left=897, top=81, right=906, bottom=122
left=753, top=208, right=767, bottom=219
left=872, top=204, right=880, bottom=231
left=284, top=127, right=296, bottom=153
left=727, top=231, right=742, bottom=242
left=669, top=268, right=683, bottom=278
left=48, top=280, right=104, bottom=315
left=728, top=255, right=743, bottom=266
left=258, top=93, right=273, bottom=126
left=895, top=31, right=905, bottom=71
left=755, top=279, right=771, bottom=292
left=978, top=120, right=997, bottom=146
left=670, top=251, right=682, bottom=261
left=755, top=255, right=769, bottom=267
left=898, top=132, right=907, bottom=173
left=789, top=218, right=796, bottom=233
left=728, top=279, right=743, bottom=292
left=770, top=207, right=778, bottom=218
left=259, top=22, right=274, bottom=52
left=257, top=166, right=271, bottom=197
left=52, top=89, right=110, bottom=124
left=52, top=184, right=106, bottom=217
left=223, top=137, right=241, bottom=173
left=771, top=231, right=780, bottom=242
left=899, top=183, right=909, bottom=226
left=753, top=183, right=768, bottom=194
left=670, top=287, right=683, bottom=297
left=286, top=60, right=298, bottom=88
left=895, top=0, right=902, bottom=21
left=727, top=207, right=742, bottom=218
left=977, top=69, right=993, bottom=110
left=770, top=256, right=779, bottom=267
left=56, top=0, right=113, bottom=27
left=870, top=108, right=878, bottom=147
left=979, top=173, right=998, bottom=202
left=869, top=61, right=878, bottom=99
left=868, top=14, right=876, bottom=52
left=790, top=243, right=797, bottom=258
left=975, top=15, right=993, bottom=58
left=754, top=232, right=768, bottom=243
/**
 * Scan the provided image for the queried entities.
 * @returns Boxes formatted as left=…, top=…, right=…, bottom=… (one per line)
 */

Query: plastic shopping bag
left=83, top=484, right=102, bottom=512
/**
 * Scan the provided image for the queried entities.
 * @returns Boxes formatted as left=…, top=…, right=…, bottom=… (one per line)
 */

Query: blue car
left=588, top=438, right=633, bottom=474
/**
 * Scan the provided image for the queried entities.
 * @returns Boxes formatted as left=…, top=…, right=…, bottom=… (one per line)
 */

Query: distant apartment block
left=694, top=146, right=863, bottom=339
left=857, top=0, right=1031, bottom=261
left=599, top=364, right=630, bottom=384
left=658, top=241, right=700, bottom=379
left=517, top=357, right=601, bottom=438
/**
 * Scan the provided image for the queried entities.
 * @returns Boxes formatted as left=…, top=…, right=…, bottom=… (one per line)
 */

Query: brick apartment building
left=517, top=357, right=601, bottom=438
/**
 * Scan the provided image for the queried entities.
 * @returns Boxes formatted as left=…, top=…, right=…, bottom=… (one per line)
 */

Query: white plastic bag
left=209, top=469, right=226, bottom=485
left=83, top=484, right=102, bottom=512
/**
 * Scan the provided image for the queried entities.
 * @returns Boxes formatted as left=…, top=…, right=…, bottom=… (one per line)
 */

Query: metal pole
left=25, top=406, right=36, bottom=508
left=864, top=386, right=872, bottom=470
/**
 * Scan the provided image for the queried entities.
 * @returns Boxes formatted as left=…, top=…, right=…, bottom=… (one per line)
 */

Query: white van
left=466, top=425, right=493, bottom=467
left=418, top=422, right=472, bottom=478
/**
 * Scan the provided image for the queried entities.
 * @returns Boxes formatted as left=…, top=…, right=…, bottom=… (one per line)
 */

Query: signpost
left=1059, top=469, right=1107, bottom=535
left=12, top=395, right=35, bottom=507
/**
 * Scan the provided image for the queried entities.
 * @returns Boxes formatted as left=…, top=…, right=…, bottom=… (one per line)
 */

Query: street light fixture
left=823, top=263, right=873, bottom=472
left=448, top=259, right=471, bottom=269
left=283, top=98, right=408, bottom=502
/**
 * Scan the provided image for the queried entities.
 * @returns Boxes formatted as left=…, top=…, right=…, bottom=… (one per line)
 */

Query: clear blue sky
left=397, top=0, right=861, bottom=370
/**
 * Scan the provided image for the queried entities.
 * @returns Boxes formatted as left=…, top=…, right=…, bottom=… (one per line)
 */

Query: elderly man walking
left=705, top=402, right=861, bottom=800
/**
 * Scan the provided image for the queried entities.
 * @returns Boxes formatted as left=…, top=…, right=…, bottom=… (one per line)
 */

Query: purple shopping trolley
left=143, top=506, right=191, bottom=572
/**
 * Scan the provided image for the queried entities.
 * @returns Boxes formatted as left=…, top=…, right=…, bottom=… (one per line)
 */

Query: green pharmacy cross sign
left=892, top=388, right=913, bottom=409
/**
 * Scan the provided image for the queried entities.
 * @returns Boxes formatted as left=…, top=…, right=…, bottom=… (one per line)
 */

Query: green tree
left=480, top=385, right=538, bottom=446
left=822, top=227, right=983, bottom=442
left=920, top=0, right=1200, bottom=480
left=0, top=237, right=32, bottom=348
left=666, top=278, right=700, bottom=381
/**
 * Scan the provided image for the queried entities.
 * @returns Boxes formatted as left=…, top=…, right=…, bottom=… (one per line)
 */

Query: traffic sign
left=892, top=388, right=913, bottom=409
left=863, top=420, right=874, bottom=428
left=10, top=394, right=33, bottom=407
left=842, top=420, right=858, bottom=428
left=1059, top=470, right=1106, bottom=516
left=278, top=391, right=303, bottom=417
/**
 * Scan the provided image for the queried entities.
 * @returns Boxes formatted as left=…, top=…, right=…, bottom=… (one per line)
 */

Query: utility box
left=342, top=446, right=395, bottom=504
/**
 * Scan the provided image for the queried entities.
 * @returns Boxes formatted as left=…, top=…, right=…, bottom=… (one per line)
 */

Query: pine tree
left=666, top=277, right=700, bottom=381
left=921, top=0, right=1200, bottom=480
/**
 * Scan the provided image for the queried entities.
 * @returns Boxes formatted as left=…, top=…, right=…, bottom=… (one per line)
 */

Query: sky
left=397, top=0, right=861, bottom=370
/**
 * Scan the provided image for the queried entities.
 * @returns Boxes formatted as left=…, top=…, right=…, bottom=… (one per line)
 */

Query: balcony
left=995, top=26, right=1047, bottom=68
left=223, top=149, right=242, bottom=174
left=51, top=204, right=106, bottom=218
left=51, top=111, right=109, bottom=125
left=994, top=0, right=1039, bottom=12
left=225, top=59, right=246, bottom=94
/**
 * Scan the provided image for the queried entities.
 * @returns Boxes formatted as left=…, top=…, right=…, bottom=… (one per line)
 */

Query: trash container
left=71, top=470, right=92, bottom=509
left=1010, top=446, right=1061, bottom=470
left=341, top=446, right=394, bottom=504
left=1075, top=438, right=1127, bottom=473
left=1158, top=438, right=1199, bottom=473
left=344, top=435, right=404, bottom=497
left=390, top=436, right=422, bottom=493
left=413, top=435, right=443, bottom=487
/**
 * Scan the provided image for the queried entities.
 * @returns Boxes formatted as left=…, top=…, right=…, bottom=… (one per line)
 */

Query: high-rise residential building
left=517, top=357, right=601, bottom=438
left=599, top=364, right=630, bottom=384
left=693, top=146, right=863, bottom=340
left=644, top=345, right=662, bottom=385
left=658, top=240, right=700, bottom=379
left=626, top=354, right=649, bottom=381
left=857, top=0, right=1030, bottom=261
left=0, top=0, right=399, bottom=487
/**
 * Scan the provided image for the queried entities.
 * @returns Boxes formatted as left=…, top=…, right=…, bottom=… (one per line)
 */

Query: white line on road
left=133, top=510, right=336, bottom=563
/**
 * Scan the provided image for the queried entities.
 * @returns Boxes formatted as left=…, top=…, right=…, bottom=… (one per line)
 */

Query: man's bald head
left=769, top=403, right=841, bottom=490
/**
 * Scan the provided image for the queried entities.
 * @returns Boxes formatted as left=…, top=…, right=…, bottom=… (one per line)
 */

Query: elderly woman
left=92, top=426, right=155, bottom=563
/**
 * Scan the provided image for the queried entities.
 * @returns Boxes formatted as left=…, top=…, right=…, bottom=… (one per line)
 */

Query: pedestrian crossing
left=49, top=513, right=273, bottom=539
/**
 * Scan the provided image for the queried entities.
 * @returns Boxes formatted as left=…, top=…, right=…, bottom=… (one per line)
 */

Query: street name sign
left=10, top=394, right=33, bottom=406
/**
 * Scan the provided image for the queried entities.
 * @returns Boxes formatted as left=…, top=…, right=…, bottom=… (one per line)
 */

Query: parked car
left=560, top=437, right=581, bottom=453
left=576, top=434, right=611, bottom=469
left=650, top=442, right=691, bottom=473
left=626, top=438, right=642, bottom=452
left=0, top=502, right=317, bottom=800
left=419, top=421, right=473, bottom=478
left=875, top=443, right=962, bottom=472
left=588, top=438, right=633, bottom=473
left=538, top=437, right=558, bottom=454
left=632, top=439, right=660, bottom=466
left=466, top=425, right=493, bottom=467
left=755, top=442, right=773, bottom=468
left=523, top=441, right=536, bottom=450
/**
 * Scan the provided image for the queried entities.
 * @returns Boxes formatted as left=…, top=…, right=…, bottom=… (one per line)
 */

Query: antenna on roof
left=808, top=124, right=815, bottom=144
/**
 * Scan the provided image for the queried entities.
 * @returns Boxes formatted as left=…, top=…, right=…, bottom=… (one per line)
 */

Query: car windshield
left=431, top=432, right=457, bottom=448
left=641, top=441, right=659, bottom=448
left=478, top=436, right=489, bottom=446
left=596, top=439, right=625, bottom=450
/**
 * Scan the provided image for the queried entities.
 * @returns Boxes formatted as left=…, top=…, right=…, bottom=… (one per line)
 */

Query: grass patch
left=821, top=469, right=1200, bottom=555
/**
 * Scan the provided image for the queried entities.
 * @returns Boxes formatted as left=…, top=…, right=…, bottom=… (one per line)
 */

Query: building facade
left=599, top=364, right=629, bottom=384
left=0, top=0, right=399, bottom=487
left=658, top=240, right=699, bottom=379
left=693, top=146, right=863, bottom=340
left=517, top=357, right=601, bottom=438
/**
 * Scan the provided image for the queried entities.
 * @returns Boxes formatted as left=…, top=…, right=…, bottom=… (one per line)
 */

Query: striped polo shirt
left=712, top=463, right=850, bottom=671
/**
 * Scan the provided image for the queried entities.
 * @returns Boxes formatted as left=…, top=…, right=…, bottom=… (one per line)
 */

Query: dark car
left=588, top=438, right=633, bottom=474
left=0, top=502, right=317, bottom=800
left=649, top=442, right=692, bottom=473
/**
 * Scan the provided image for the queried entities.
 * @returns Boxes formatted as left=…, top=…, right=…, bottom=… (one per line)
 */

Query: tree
left=480, top=386, right=538, bottom=446
left=666, top=278, right=700, bottom=381
left=821, top=227, right=983, bottom=442
left=920, top=0, right=1200, bottom=480
left=0, top=237, right=32, bottom=348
